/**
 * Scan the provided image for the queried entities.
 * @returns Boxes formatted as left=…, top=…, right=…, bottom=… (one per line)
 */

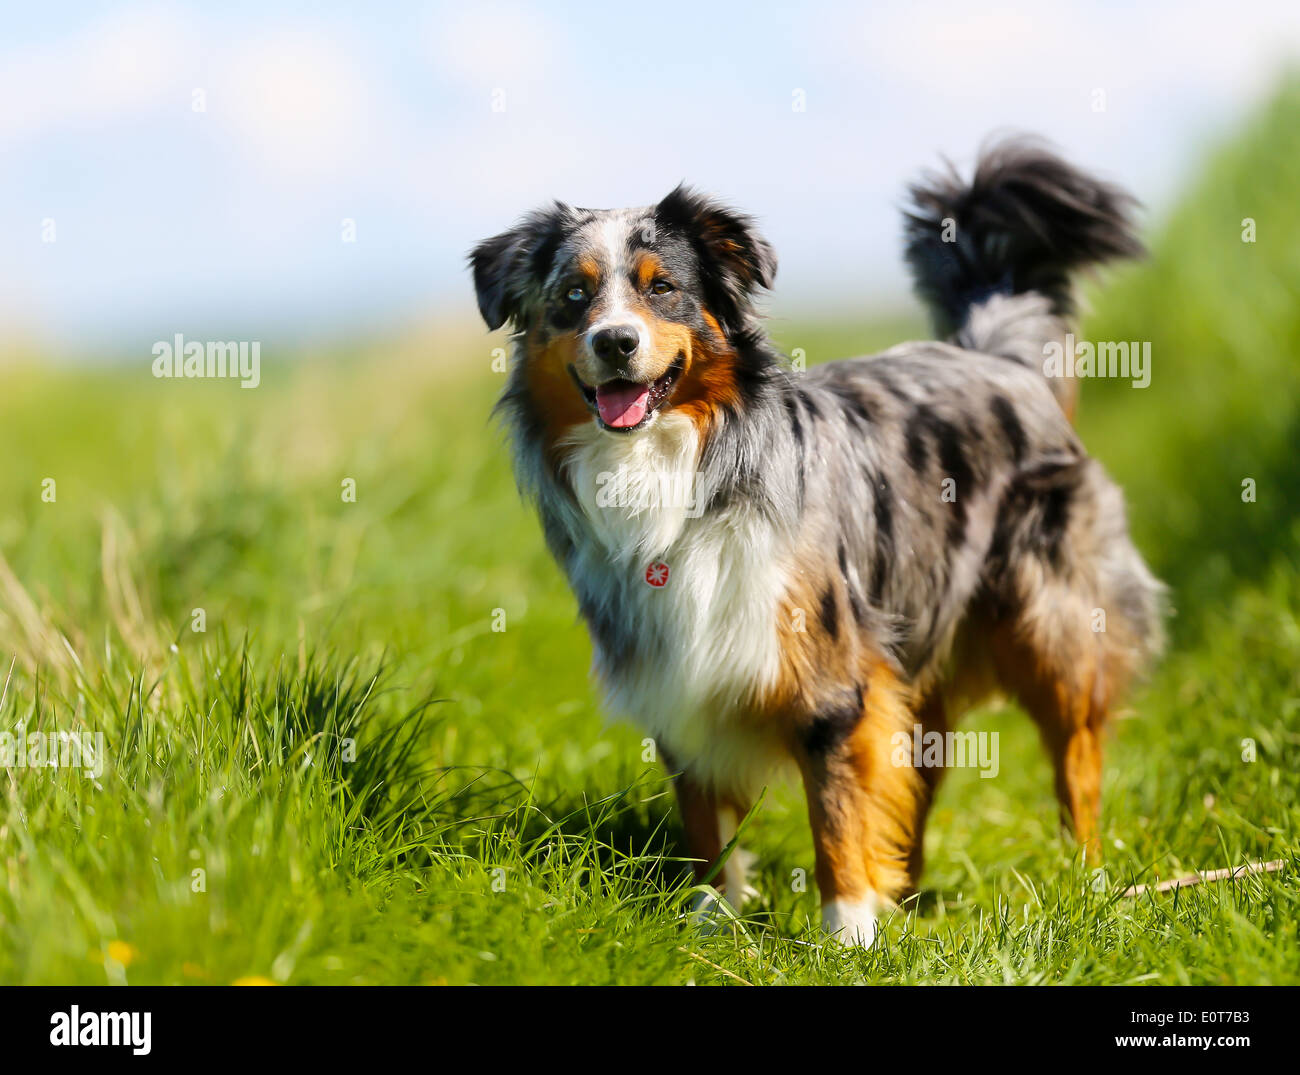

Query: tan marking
left=667, top=321, right=740, bottom=434
left=523, top=330, right=592, bottom=460
left=633, top=251, right=666, bottom=290
left=770, top=574, right=865, bottom=707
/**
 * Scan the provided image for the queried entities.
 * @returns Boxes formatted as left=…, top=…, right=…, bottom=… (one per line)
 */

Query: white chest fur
left=560, top=413, right=791, bottom=794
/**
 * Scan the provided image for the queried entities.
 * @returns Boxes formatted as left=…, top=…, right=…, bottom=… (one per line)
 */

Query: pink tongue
left=595, top=381, right=651, bottom=428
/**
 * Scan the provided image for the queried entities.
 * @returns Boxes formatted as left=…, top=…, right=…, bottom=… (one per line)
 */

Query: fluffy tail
left=903, top=136, right=1143, bottom=410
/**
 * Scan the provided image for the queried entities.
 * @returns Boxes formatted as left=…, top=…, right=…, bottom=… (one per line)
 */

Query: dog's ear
left=654, top=184, right=776, bottom=332
left=469, top=203, right=572, bottom=331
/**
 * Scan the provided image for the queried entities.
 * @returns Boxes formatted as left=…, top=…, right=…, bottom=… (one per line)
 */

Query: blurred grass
left=0, top=84, right=1297, bottom=985
left=1081, top=81, right=1300, bottom=639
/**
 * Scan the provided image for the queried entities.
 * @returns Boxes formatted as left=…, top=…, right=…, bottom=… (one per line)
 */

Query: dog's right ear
left=469, top=203, right=573, bottom=331
left=654, top=184, right=776, bottom=335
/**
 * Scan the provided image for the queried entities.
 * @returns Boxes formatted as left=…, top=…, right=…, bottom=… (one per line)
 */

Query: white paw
left=725, top=847, right=760, bottom=905
left=820, top=895, right=880, bottom=948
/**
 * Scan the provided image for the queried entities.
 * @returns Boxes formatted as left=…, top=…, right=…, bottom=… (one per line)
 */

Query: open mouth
left=570, top=358, right=683, bottom=433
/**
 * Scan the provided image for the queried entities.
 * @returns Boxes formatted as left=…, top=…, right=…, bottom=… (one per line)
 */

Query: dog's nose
left=590, top=325, right=641, bottom=363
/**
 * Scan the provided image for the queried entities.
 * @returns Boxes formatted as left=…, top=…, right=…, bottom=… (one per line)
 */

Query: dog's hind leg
left=988, top=462, right=1164, bottom=862
left=991, top=621, right=1109, bottom=860
left=903, top=617, right=1007, bottom=893
left=903, top=689, right=947, bottom=896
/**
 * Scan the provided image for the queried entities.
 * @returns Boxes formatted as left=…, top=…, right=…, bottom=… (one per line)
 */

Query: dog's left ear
left=469, top=203, right=573, bottom=331
left=654, top=184, right=776, bottom=332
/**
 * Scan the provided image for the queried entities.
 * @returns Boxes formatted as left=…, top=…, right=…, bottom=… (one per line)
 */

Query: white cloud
left=0, top=6, right=195, bottom=146
left=216, top=28, right=384, bottom=179
left=425, top=3, right=566, bottom=89
left=831, top=0, right=1300, bottom=104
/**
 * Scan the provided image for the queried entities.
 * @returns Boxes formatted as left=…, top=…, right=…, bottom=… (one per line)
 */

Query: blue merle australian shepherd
left=470, top=137, right=1165, bottom=946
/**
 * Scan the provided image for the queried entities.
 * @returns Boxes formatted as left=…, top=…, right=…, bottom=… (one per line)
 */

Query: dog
left=470, top=137, right=1165, bottom=946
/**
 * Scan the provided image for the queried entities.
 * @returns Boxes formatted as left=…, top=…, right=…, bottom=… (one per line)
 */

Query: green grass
left=1, top=86, right=1298, bottom=986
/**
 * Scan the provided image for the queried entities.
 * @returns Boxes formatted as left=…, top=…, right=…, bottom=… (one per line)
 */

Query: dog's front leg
left=664, top=752, right=755, bottom=924
left=793, top=674, right=922, bottom=947
left=670, top=763, right=724, bottom=885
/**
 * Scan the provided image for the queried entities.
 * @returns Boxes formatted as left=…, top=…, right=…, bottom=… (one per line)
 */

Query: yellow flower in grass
left=106, top=941, right=137, bottom=967
left=231, top=975, right=278, bottom=986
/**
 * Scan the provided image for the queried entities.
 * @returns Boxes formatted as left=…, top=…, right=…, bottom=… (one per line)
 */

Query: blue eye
left=566, top=286, right=586, bottom=303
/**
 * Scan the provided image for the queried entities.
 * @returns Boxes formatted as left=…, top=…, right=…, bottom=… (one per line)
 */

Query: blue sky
left=4, top=1, right=1299, bottom=353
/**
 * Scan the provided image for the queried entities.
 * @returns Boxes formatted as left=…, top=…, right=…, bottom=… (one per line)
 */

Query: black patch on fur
left=987, top=454, right=1084, bottom=582
left=1040, top=482, right=1073, bottom=567
left=935, top=420, right=972, bottom=546
left=873, top=478, right=895, bottom=546
left=802, top=685, right=865, bottom=757
left=870, top=479, right=894, bottom=603
left=783, top=388, right=807, bottom=511
left=986, top=493, right=1018, bottom=570
left=990, top=394, right=1027, bottom=463
left=819, top=586, right=839, bottom=640
left=907, top=405, right=973, bottom=546
left=905, top=407, right=931, bottom=471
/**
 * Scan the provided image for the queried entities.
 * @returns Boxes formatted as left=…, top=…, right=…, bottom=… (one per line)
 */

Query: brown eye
left=650, top=280, right=674, bottom=296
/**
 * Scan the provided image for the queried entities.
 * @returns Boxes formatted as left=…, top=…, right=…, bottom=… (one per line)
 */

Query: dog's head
left=470, top=186, right=775, bottom=434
